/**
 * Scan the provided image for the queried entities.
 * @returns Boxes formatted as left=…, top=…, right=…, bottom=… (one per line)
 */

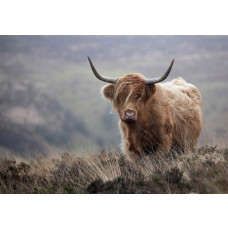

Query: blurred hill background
left=0, top=35, right=227, bottom=158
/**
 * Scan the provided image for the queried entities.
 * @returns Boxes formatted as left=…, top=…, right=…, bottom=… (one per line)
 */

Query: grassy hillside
left=0, top=146, right=227, bottom=194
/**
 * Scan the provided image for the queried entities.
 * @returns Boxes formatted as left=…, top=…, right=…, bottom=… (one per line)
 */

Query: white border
left=0, top=195, right=227, bottom=228
left=0, top=0, right=227, bottom=227
left=0, top=0, right=227, bottom=34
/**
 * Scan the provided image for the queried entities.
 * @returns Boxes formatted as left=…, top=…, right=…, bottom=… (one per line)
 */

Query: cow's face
left=103, top=74, right=155, bottom=123
left=88, top=56, right=174, bottom=123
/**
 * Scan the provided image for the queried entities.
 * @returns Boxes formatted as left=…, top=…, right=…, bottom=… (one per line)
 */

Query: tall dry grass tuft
left=0, top=146, right=227, bottom=193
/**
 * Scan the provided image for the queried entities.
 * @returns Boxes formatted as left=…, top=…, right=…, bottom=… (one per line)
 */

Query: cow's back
left=171, top=77, right=202, bottom=106
left=160, top=77, right=202, bottom=150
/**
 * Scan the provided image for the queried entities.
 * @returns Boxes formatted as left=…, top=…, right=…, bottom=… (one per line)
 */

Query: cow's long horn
left=88, top=56, right=116, bottom=83
left=145, top=59, right=175, bottom=85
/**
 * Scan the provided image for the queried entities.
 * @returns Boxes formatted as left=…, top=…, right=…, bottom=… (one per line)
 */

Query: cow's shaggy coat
left=103, top=73, right=202, bottom=159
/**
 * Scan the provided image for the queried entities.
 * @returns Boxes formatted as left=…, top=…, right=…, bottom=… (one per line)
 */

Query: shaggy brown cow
left=88, top=57, right=202, bottom=159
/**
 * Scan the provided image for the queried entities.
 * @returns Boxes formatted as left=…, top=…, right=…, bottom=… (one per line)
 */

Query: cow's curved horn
left=88, top=56, right=116, bottom=83
left=145, top=59, right=175, bottom=85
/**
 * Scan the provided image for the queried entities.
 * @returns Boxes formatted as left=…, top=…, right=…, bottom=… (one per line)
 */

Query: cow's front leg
left=157, top=121, right=174, bottom=154
left=127, top=144, right=142, bottom=160
left=157, top=135, right=173, bottom=154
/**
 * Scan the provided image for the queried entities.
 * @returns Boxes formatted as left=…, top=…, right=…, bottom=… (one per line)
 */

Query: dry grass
left=0, top=146, right=227, bottom=194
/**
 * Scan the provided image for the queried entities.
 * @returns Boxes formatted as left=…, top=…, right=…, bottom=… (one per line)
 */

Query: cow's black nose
left=125, top=110, right=135, bottom=117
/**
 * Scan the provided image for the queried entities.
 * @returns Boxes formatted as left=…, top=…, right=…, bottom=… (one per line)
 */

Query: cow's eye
left=134, top=94, right=141, bottom=100
left=117, top=96, right=121, bottom=103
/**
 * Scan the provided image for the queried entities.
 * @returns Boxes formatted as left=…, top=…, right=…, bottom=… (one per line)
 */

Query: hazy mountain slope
left=0, top=78, right=92, bottom=157
left=0, top=36, right=227, bottom=152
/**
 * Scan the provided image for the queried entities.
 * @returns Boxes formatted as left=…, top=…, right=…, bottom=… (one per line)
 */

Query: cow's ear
left=103, top=84, right=115, bottom=100
left=145, top=84, right=156, bottom=100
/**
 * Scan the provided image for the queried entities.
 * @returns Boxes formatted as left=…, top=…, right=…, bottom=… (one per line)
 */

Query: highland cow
left=88, top=57, right=202, bottom=159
